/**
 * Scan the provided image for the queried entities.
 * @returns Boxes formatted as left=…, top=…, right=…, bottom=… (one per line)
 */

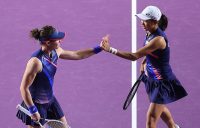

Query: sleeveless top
left=29, top=49, right=58, bottom=103
left=145, top=28, right=176, bottom=80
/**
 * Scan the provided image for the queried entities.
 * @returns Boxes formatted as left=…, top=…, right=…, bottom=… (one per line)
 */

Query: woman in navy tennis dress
left=16, top=25, right=103, bottom=128
left=101, top=6, right=187, bottom=128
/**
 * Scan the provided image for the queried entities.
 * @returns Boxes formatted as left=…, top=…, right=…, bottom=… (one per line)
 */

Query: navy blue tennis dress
left=16, top=49, right=64, bottom=126
left=142, top=28, right=188, bottom=104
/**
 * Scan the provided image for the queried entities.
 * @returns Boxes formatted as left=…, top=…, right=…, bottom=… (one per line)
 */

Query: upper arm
left=20, top=57, right=42, bottom=90
left=134, top=36, right=166, bottom=58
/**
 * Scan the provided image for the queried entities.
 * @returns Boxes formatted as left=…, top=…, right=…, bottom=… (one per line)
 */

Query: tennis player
left=16, top=25, right=103, bottom=128
left=101, top=6, right=187, bottom=128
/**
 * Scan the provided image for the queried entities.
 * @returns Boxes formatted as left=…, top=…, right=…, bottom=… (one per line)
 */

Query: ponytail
left=30, top=25, right=55, bottom=42
left=158, top=14, right=168, bottom=31
left=30, top=28, right=40, bottom=40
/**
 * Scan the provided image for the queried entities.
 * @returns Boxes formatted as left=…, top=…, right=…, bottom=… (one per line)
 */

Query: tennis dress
left=142, top=28, right=188, bottom=104
left=16, top=49, right=64, bottom=126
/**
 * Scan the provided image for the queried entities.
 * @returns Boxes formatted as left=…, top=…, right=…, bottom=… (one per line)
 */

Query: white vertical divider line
left=131, top=0, right=137, bottom=128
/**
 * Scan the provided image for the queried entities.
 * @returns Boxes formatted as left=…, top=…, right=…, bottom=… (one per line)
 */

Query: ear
left=153, top=20, right=158, bottom=24
left=45, top=41, right=51, bottom=46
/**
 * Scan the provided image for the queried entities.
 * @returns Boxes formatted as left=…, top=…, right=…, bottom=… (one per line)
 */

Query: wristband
left=93, top=46, right=102, bottom=54
left=28, top=105, right=38, bottom=114
left=109, top=47, right=118, bottom=54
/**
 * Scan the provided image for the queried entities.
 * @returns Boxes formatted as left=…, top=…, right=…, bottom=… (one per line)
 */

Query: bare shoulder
left=150, top=36, right=165, bottom=43
left=149, top=36, right=166, bottom=49
left=26, top=57, right=42, bottom=72
left=27, top=57, right=41, bottom=65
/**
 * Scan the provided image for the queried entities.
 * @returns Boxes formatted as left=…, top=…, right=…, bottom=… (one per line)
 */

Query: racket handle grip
left=16, top=104, right=32, bottom=117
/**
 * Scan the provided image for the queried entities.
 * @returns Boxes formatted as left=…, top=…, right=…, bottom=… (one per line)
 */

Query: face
left=46, top=39, right=61, bottom=50
left=141, top=19, right=157, bottom=32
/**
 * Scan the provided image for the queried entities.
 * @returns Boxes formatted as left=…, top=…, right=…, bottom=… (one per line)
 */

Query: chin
left=54, top=47, right=58, bottom=49
left=143, top=28, right=147, bottom=31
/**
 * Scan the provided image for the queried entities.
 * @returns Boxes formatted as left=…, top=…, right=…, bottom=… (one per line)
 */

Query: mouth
left=141, top=24, right=146, bottom=29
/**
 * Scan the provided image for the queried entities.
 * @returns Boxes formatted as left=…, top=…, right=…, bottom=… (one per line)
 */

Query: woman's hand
left=31, top=112, right=41, bottom=122
left=140, top=63, right=146, bottom=73
left=100, top=35, right=110, bottom=52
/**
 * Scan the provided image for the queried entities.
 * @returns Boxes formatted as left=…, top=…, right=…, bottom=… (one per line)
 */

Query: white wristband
left=109, top=47, right=118, bottom=54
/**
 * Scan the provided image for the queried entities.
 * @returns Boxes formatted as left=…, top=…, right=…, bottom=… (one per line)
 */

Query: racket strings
left=45, top=121, right=67, bottom=128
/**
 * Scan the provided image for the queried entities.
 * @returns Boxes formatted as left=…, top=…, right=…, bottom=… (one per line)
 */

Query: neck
left=146, top=26, right=159, bottom=37
left=151, top=26, right=158, bottom=33
left=149, top=26, right=158, bottom=34
left=41, top=45, right=51, bottom=56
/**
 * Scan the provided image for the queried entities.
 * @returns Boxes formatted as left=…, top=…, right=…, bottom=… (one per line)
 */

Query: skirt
left=142, top=74, right=188, bottom=104
left=16, top=96, right=64, bottom=126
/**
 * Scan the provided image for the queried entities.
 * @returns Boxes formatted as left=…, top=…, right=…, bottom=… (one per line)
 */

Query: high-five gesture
left=101, top=35, right=118, bottom=54
left=101, top=35, right=110, bottom=52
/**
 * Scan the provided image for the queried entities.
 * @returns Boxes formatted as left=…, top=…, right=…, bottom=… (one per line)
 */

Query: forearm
left=20, top=87, right=39, bottom=115
left=107, top=47, right=139, bottom=61
left=75, top=48, right=97, bottom=59
left=115, top=50, right=139, bottom=61
left=20, top=86, right=34, bottom=107
left=60, top=46, right=102, bottom=60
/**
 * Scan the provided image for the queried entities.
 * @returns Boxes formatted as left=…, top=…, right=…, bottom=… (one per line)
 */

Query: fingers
left=100, top=41, right=103, bottom=47
left=100, top=42, right=107, bottom=51
left=104, top=34, right=109, bottom=40
left=102, top=41, right=108, bottom=47
left=100, top=34, right=111, bottom=52
left=140, top=65, right=144, bottom=71
left=140, top=63, right=146, bottom=73
left=102, top=34, right=110, bottom=41
left=31, top=112, right=41, bottom=122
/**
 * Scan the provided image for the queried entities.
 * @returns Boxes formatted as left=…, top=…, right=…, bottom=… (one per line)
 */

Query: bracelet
left=28, top=105, right=38, bottom=114
left=109, top=47, right=118, bottom=54
left=93, top=46, right=102, bottom=54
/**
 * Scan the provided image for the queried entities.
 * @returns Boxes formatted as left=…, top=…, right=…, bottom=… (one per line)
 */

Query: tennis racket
left=123, top=72, right=144, bottom=110
left=16, top=104, right=69, bottom=128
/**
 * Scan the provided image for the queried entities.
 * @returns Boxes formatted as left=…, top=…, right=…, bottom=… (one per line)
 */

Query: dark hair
left=158, top=14, right=168, bottom=31
left=30, top=25, right=56, bottom=41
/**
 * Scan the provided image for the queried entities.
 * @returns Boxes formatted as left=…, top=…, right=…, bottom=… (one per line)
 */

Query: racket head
left=123, top=72, right=144, bottom=110
left=43, top=120, right=68, bottom=128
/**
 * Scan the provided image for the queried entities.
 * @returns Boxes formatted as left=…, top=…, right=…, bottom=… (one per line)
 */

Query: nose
left=141, top=20, right=144, bottom=25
